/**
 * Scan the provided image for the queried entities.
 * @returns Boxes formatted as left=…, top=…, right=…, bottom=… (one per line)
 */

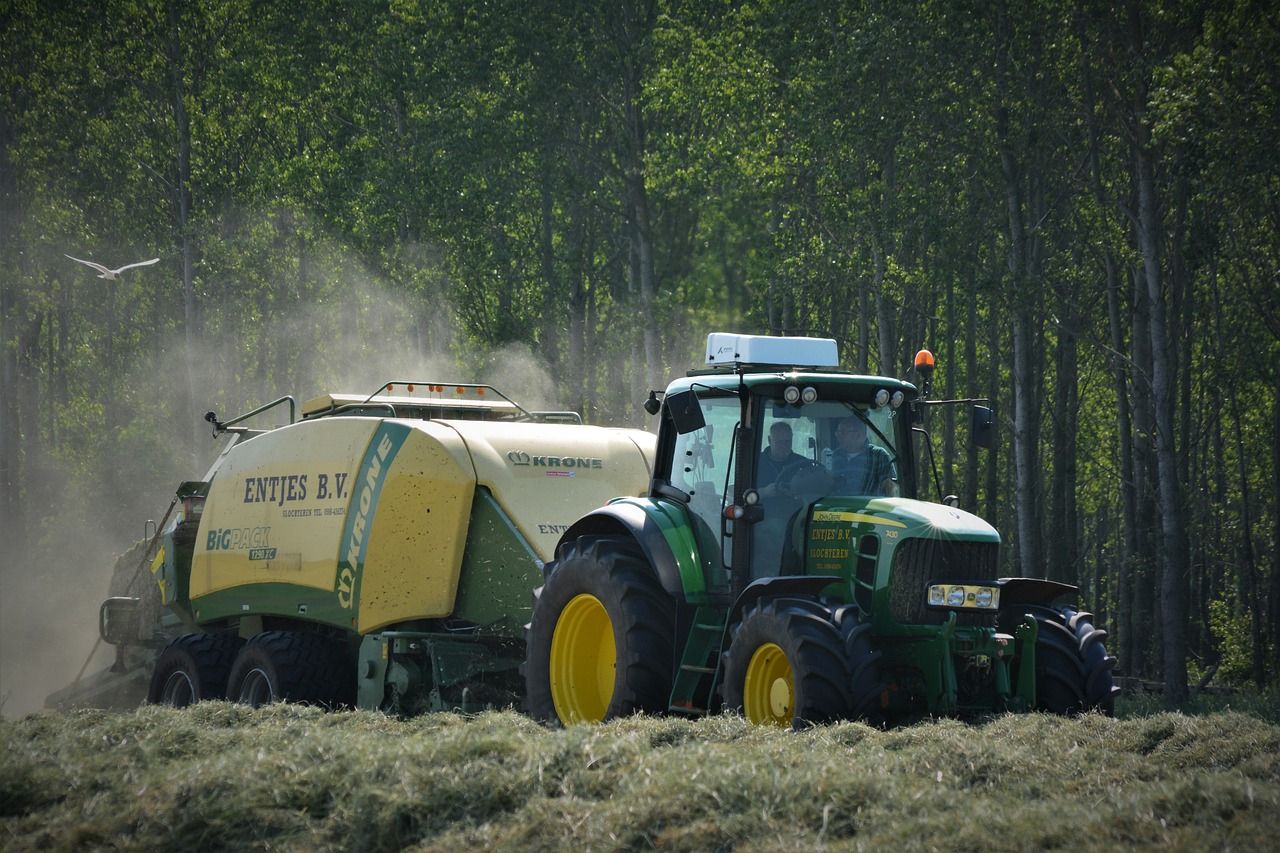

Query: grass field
left=3, top=704, right=1278, bottom=852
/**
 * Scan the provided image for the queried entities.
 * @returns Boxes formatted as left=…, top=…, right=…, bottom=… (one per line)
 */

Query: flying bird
left=64, top=254, right=160, bottom=279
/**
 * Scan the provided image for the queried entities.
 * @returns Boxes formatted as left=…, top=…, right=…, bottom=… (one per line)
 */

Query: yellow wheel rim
left=549, top=593, right=615, bottom=724
left=743, top=642, right=794, bottom=726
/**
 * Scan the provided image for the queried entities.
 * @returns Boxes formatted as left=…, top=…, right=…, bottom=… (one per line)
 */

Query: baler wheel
left=524, top=536, right=674, bottom=725
left=722, top=598, right=850, bottom=728
left=148, top=632, right=244, bottom=706
left=1019, top=605, right=1119, bottom=715
left=225, top=631, right=355, bottom=708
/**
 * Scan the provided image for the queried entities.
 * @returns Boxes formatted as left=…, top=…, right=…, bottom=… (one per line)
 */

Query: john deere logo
left=507, top=449, right=603, bottom=469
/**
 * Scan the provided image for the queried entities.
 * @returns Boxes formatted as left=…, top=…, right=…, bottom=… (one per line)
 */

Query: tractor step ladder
left=668, top=607, right=725, bottom=716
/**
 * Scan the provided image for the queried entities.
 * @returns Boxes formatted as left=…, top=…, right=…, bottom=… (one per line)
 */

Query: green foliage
left=1, top=0, right=1277, bottom=706
left=1206, top=598, right=1264, bottom=685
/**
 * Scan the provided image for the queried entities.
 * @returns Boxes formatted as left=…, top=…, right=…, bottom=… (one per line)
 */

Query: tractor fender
left=997, top=577, right=1078, bottom=609
left=555, top=500, right=692, bottom=601
left=727, top=575, right=844, bottom=628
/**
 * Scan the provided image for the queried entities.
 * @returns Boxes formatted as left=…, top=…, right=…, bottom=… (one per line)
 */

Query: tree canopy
left=2, top=0, right=1277, bottom=701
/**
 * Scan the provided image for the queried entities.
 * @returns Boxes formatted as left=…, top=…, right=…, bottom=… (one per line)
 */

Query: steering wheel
left=777, top=458, right=825, bottom=496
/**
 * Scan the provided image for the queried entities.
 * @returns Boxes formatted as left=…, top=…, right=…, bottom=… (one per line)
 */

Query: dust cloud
left=0, top=226, right=576, bottom=718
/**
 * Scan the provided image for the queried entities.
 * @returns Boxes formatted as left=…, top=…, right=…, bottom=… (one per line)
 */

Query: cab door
left=667, top=393, right=740, bottom=594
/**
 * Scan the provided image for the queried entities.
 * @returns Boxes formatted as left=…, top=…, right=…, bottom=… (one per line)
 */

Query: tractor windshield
left=757, top=399, right=900, bottom=501
left=751, top=397, right=901, bottom=581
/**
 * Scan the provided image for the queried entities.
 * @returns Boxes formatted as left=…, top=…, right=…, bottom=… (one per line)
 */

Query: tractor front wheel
left=1022, top=606, right=1119, bottom=715
left=524, top=536, right=675, bottom=725
left=722, top=598, right=850, bottom=728
left=832, top=604, right=886, bottom=724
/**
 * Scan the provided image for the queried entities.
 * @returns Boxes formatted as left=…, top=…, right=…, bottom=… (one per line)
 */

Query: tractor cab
left=650, top=333, right=921, bottom=601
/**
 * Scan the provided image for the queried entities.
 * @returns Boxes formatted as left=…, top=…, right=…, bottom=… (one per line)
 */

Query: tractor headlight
left=927, top=583, right=1001, bottom=611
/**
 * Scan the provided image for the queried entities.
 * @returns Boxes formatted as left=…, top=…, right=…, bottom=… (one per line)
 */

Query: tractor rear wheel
left=225, top=631, right=354, bottom=708
left=524, top=536, right=675, bottom=725
left=1023, top=606, right=1119, bottom=715
left=148, top=632, right=244, bottom=707
left=722, top=598, right=850, bottom=728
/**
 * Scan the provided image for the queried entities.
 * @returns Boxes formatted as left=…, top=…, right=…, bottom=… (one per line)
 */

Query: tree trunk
left=963, top=268, right=980, bottom=511
left=1049, top=326, right=1078, bottom=584
left=1133, top=123, right=1189, bottom=705
left=539, top=153, right=560, bottom=373
left=943, top=274, right=956, bottom=498
left=1130, top=259, right=1158, bottom=679
left=857, top=274, right=870, bottom=374
left=1271, top=367, right=1280, bottom=683
left=985, top=319, right=1001, bottom=534
left=0, top=104, right=21, bottom=557
left=167, top=0, right=200, bottom=464
left=618, top=0, right=659, bottom=394
left=873, top=244, right=894, bottom=375
left=994, top=0, right=1043, bottom=577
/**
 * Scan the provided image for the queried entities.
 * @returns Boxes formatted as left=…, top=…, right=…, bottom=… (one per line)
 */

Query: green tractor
left=525, top=333, right=1118, bottom=727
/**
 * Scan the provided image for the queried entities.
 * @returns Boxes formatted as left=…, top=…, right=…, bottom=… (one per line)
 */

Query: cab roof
left=664, top=370, right=919, bottom=398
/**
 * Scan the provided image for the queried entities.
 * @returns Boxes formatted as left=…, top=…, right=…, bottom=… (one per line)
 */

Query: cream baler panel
left=192, top=419, right=378, bottom=599
left=443, top=421, right=657, bottom=562
left=356, top=422, right=477, bottom=632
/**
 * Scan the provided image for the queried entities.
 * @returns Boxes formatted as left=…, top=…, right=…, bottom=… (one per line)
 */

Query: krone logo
left=506, top=449, right=604, bottom=470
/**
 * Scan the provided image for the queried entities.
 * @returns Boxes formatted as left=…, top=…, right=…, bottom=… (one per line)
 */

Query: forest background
left=1, top=0, right=1276, bottom=716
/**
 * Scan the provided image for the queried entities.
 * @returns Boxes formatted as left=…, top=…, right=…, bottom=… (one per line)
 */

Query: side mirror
left=665, top=390, right=706, bottom=435
left=971, top=405, right=995, bottom=450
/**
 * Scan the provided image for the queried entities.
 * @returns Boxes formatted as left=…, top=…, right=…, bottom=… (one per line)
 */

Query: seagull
left=64, top=254, right=160, bottom=279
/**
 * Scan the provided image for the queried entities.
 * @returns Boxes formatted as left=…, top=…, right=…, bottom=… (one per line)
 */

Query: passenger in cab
left=831, top=416, right=895, bottom=496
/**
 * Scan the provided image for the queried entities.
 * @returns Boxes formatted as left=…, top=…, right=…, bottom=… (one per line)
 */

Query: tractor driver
left=757, top=421, right=806, bottom=497
left=831, top=416, right=896, bottom=496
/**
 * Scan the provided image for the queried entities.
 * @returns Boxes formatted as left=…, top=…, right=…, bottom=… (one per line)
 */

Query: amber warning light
left=914, top=349, right=936, bottom=379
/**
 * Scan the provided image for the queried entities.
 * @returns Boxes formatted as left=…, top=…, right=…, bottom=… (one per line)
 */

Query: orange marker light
left=914, top=349, right=935, bottom=372
left=406, top=384, right=415, bottom=393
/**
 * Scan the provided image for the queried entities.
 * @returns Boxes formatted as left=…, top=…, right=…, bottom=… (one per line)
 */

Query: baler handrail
left=529, top=410, right=583, bottom=424
left=222, top=395, right=296, bottom=429
left=362, top=380, right=536, bottom=420
left=310, top=402, right=398, bottom=419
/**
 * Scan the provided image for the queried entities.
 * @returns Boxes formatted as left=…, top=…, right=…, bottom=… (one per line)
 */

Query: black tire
left=524, top=536, right=675, bottom=725
left=1022, top=605, right=1119, bottom=715
left=225, top=631, right=355, bottom=708
left=722, top=597, right=850, bottom=729
left=832, top=604, right=887, bottom=724
left=148, top=632, right=244, bottom=706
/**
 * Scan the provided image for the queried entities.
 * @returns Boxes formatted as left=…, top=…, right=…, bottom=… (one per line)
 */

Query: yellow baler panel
left=356, top=422, right=477, bottom=633
left=191, top=419, right=377, bottom=600
left=436, top=420, right=656, bottom=562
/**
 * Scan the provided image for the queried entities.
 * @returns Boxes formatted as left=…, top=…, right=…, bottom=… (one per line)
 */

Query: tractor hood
left=812, top=497, right=1000, bottom=543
